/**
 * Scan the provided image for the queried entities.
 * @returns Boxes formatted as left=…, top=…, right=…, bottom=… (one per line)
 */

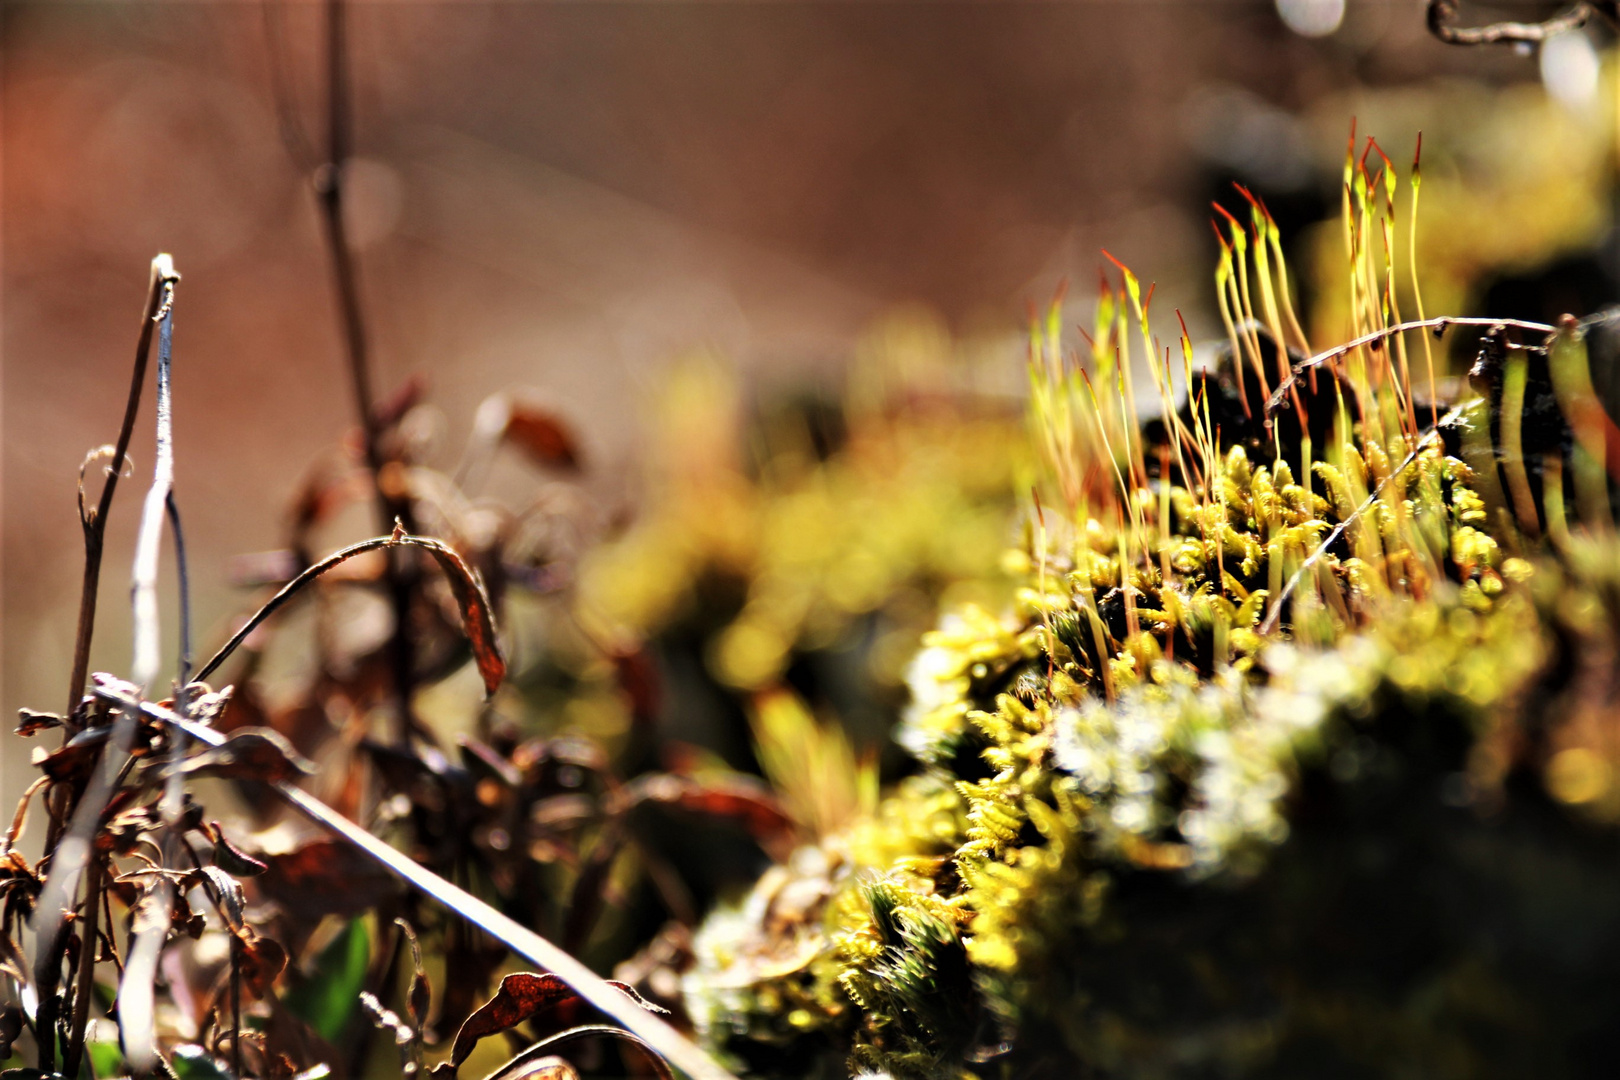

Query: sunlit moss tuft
left=683, top=138, right=1620, bottom=1078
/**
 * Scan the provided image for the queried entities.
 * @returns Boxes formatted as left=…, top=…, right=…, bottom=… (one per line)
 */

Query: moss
left=683, top=164, right=1620, bottom=1078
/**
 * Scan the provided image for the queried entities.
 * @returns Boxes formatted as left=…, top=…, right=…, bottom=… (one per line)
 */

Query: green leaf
left=84, top=1042, right=123, bottom=1080
left=169, top=1046, right=233, bottom=1080
left=285, top=917, right=371, bottom=1043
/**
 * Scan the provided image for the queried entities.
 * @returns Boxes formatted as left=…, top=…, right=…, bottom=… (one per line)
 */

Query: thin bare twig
left=90, top=687, right=739, bottom=1080
left=1426, top=0, right=1612, bottom=45
left=1263, top=316, right=1555, bottom=419
left=312, top=0, right=420, bottom=745
left=130, top=286, right=179, bottom=696
left=66, top=257, right=181, bottom=718
left=167, top=494, right=192, bottom=686
left=194, top=526, right=504, bottom=695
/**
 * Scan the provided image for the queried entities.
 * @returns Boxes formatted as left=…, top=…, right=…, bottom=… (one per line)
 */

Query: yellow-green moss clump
left=684, top=161, right=1620, bottom=1078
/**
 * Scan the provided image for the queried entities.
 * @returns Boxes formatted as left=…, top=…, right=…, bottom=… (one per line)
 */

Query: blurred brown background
left=0, top=1, right=1561, bottom=812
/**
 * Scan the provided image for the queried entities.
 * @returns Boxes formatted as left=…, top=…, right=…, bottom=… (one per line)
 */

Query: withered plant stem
left=315, top=0, right=418, bottom=745
left=231, top=938, right=244, bottom=1080
left=123, top=272, right=184, bottom=1077
left=38, top=260, right=178, bottom=1075
left=1264, top=316, right=1556, bottom=418
left=193, top=527, right=501, bottom=691
left=61, top=860, right=103, bottom=1080
left=167, top=494, right=192, bottom=684
left=1427, top=0, right=1606, bottom=45
left=66, top=261, right=178, bottom=720
left=91, top=688, right=740, bottom=1080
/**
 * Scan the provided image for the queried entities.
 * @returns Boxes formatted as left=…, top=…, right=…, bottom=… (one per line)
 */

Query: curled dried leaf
left=626, top=774, right=794, bottom=845
left=504, top=405, right=582, bottom=472
left=15, top=710, right=63, bottom=737
left=206, top=821, right=269, bottom=877
left=257, top=840, right=402, bottom=921
left=36, top=727, right=116, bottom=783
left=448, top=973, right=665, bottom=1068
left=186, top=866, right=247, bottom=934
left=169, top=728, right=316, bottom=784
left=415, top=538, right=506, bottom=697
left=237, top=932, right=288, bottom=999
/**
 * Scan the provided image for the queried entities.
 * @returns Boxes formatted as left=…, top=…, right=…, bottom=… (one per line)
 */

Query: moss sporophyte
left=682, top=140, right=1620, bottom=1078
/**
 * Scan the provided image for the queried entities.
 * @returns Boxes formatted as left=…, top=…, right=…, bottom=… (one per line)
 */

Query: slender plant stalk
left=231, top=939, right=244, bottom=1080
left=33, top=262, right=179, bottom=1075
left=1498, top=348, right=1541, bottom=537
left=66, top=258, right=179, bottom=719
left=166, top=494, right=192, bottom=684
left=1264, top=316, right=1556, bottom=418
left=194, top=526, right=502, bottom=691
left=60, top=862, right=103, bottom=1080
left=313, top=0, right=420, bottom=745
left=1409, top=134, right=1439, bottom=429
left=121, top=271, right=185, bottom=1077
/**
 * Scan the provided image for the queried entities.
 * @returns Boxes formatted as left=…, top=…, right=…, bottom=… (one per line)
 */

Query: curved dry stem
left=194, top=528, right=505, bottom=696
left=485, top=1026, right=674, bottom=1080
left=1263, top=316, right=1555, bottom=420
left=1426, top=0, right=1609, bottom=45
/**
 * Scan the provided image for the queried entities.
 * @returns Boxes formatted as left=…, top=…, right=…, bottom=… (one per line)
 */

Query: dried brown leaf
left=257, top=840, right=402, bottom=921
left=187, top=865, right=247, bottom=933
left=629, top=774, right=793, bottom=844
left=207, top=821, right=269, bottom=877
left=416, top=538, right=506, bottom=697
left=448, top=973, right=664, bottom=1068
left=35, top=728, right=114, bottom=783
left=504, top=406, right=581, bottom=472
left=238, top=932, right=288, bottom=999
left=171, top=727, right=316, bottom=785
left=15, top=710, right=63, bottom=737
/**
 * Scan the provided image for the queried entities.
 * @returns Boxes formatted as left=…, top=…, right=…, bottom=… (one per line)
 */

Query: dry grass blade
left=92, top=687, right=739, bottom=1080
left=194, top=526, right=506, bottom=696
